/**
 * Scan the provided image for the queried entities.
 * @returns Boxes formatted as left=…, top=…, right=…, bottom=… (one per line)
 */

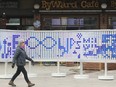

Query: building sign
left=40, top=0, right=100, bottom=10
left=0, top=0, right=19, bottom=9
left=110, top=0, right=116, bottom=9
left=40, top=0, right=116, bottom=10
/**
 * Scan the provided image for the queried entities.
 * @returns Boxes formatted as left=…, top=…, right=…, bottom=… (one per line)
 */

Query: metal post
left=57, top=61, right=60, bottom=73
left=98, top=62, right=114, bottom=80
left=0, top=61, right=12, bottom=79
left=80, top=62, right=83, bottom=75
left=74, top=61, right=89, bottom=79
left=28, top=61, right=37, bottom=77
left=51, top=61, right=66, bottom=77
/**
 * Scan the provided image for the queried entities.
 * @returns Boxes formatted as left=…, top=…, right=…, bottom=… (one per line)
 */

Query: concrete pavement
left=0, top=63, right=116, bottom=87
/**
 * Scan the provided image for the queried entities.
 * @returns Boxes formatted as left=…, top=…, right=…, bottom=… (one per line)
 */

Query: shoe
left=28, top=82, right=35, bottom=87
left=9, top=81, right=16, bottom=86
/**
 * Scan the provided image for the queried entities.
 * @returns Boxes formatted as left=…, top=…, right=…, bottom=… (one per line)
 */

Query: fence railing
left=0, top=29, right=116, bottom=79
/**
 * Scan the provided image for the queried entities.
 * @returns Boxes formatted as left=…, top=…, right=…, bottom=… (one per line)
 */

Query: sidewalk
left=0, top=63, right=116, bottom=87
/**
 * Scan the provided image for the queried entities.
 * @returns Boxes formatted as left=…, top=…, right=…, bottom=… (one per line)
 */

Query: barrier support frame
left=98, top=62, right=114, bottom=80
left=74, top=61, right=89, bottom=79
left=51, top=61, right=66, bottom=77
left=27, top=61, right=38, bottom=77
left=0, top=61, right=12, bottom=79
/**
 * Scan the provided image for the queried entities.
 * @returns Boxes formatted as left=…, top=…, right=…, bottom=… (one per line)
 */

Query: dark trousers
left=11, top=66, right=30, bottom=83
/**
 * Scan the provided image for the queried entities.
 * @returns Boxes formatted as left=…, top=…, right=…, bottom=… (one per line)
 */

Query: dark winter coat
left=12, top=46, right=32, bottom=66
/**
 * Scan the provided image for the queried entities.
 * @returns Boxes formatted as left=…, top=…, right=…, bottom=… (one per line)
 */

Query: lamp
left=33, top=4, right=41, bottom=29
left=101, top=3, right=107, bottom=9
left=33, top=4, right=40, bottom=14
left=34, top=4, right=40, bottom=10
left=2, top=12, right=6, bottom=20
left=101, top=3, right=107, bottom=24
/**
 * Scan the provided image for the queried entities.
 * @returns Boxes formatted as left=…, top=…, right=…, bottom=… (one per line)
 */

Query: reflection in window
left=108, top=16, right=116, bottom=29
left=22, top=18, right=34, bottom=25
left=67, top=18, right=76, bottom=25
left=6, top=18, right=20, bottom=25
left=52, top=18, right=61, bottom=25
left=42, top=16, right=98, bottom=30
left=61, top=17, right=67, bottom=25
left=8, top=18, right=20, bottom=23
left=26, top=26, right=34, bottom=30
left=67, top=18, right=84, bottom=26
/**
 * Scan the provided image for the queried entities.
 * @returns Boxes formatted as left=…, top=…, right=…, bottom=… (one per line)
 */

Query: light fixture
left=101, top=3, right=107, bottom=24
left=2, top=12, right=6, bottom=20
left=101, top=3, right=107, bottom=9
left=33, top=2, right=41, bottom=29
left=3, top=12, right=5, bottom=15
left=34, top=4, right=40, bottom=9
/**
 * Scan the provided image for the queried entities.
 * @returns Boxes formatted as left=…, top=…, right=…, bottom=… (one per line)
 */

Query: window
left=61, top=17, right=67, bottom=25
left=52, top=18, right=61, bottom=26
left=0, top=17, right=34, bottom=30
left=67, top=18, right=84, bottom=26
left=22, top=18, right=34, bottom=30
left=108, top=16, right=116, bottom=29
left=84, top=17, right=98, bottom=29
left=42, top=15, right=99, bottom=30
left=6, top=18, right=20, bottom=25
left=22, top=18, right=33, bottom=25
left=5, top=18, right=20, bottom=30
